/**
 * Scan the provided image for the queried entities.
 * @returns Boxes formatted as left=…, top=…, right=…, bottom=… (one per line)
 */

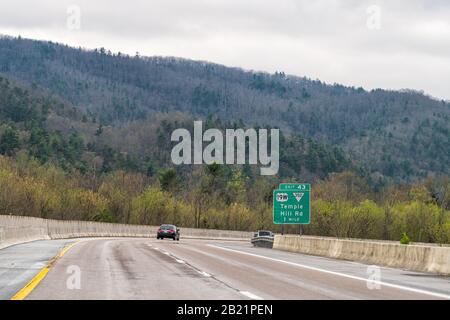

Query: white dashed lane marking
left=197, top=271, right=211, bottom=277
left=240, top=291, right=264, bottom=300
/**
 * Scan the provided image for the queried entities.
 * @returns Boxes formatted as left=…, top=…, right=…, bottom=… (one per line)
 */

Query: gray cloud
left=0, top=0, right=449, bottom=100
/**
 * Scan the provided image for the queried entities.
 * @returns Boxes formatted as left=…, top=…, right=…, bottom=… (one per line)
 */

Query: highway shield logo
left=293, top=192, right=304, bottom=202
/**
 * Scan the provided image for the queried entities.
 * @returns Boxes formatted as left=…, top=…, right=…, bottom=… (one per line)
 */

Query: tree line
left=0, top=153, right=449, bottom=244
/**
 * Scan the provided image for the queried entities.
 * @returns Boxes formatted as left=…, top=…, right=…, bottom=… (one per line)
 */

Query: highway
left=1, top=238, right=449, bottom=300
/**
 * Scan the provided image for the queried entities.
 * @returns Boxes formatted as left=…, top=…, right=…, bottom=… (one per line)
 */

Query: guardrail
left=273, top=235, right=450, bottom=275
left=0, top=215, right=252, bottom=249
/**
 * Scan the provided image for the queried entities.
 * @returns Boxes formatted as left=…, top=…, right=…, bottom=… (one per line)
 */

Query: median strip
left=10, top=241, right=78, bottom=300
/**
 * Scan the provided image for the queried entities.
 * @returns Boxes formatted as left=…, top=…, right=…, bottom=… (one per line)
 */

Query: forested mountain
left=0, top=73, right=349, bottom=181
left=0, top=35, right=449, bottom=242
left=0, top=35, right=449, bottom=184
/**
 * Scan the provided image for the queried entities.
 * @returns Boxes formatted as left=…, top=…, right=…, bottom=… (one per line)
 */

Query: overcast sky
left=0, top=0, right=449, bottom=100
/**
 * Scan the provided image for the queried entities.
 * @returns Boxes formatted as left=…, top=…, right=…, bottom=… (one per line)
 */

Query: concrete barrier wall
left=0, top=215, right=252, bottom=249
left=0, top=215, right=50, bottom=249
left=181, top=227, right=253, bottom=240
left=273, top=235, right=450, bottom=275
left=47, top=219, right=157, bottom=239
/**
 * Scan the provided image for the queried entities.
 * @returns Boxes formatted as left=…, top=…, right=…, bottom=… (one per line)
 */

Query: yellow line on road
left=11, top=241, right=79, bottom=300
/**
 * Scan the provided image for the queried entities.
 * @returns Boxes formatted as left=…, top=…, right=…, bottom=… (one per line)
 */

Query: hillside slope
left=0, top=36, right=449, bottom=183
left=0, top=73, right=348, bottom=181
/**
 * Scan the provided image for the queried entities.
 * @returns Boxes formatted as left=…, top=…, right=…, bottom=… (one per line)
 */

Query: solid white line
left=207, top=245, right=450, bottom=300
left=176, top=259, right=186, bottom=264
left=240, top=291, right=264, bottom=300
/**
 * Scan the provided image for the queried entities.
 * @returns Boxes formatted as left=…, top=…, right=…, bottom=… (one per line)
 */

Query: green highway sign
left=273, top=183, right=310, bottom=224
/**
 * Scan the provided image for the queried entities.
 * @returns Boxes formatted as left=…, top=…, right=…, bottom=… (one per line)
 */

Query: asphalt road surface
left=1, top=238, right=449, bottom=300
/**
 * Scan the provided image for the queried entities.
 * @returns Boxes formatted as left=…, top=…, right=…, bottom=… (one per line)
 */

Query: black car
left=157, top=224, right=180, bottom=241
